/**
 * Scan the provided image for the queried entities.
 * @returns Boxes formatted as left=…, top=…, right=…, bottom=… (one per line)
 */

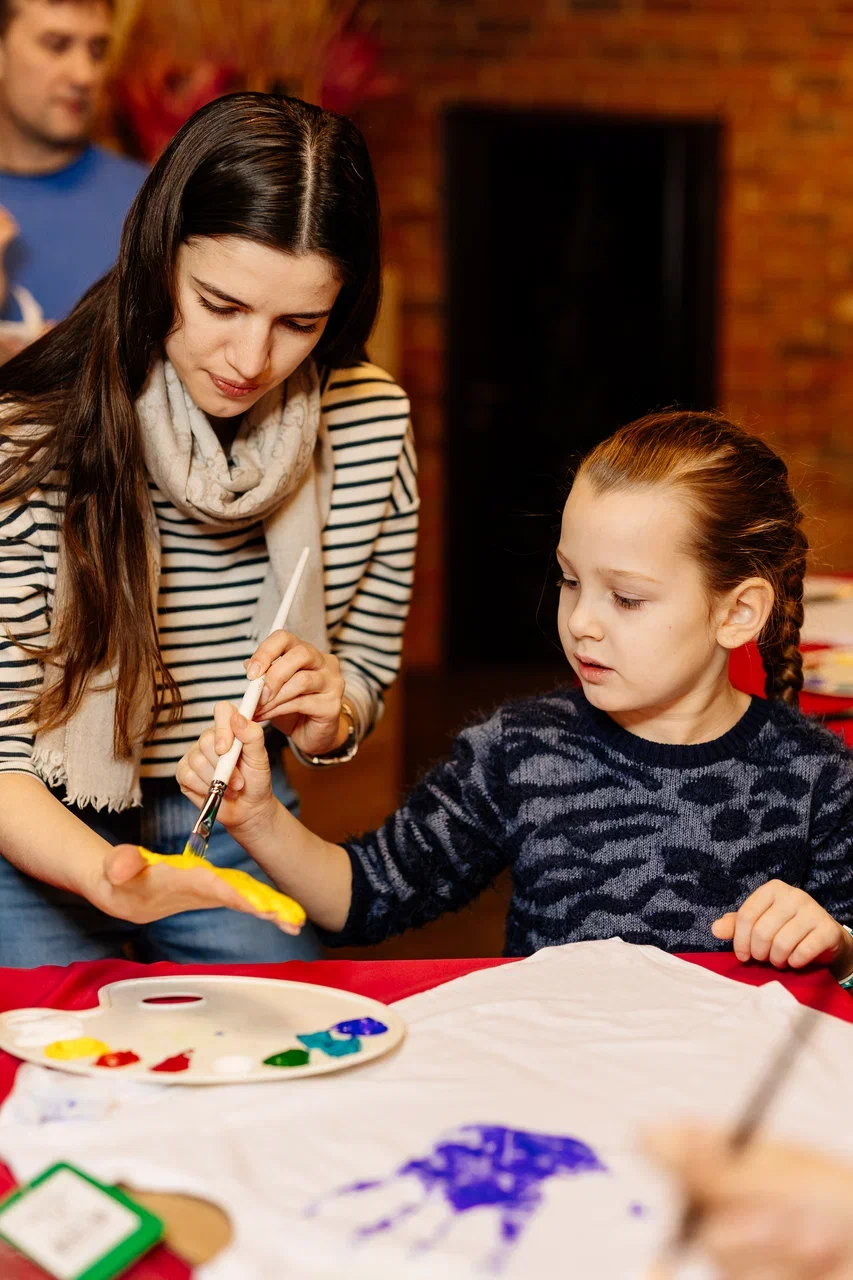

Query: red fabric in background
left=730, top=642, right=853, bottom=744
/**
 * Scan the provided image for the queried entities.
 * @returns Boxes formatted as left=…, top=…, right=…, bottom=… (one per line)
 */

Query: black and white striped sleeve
left=319, top=365, right=419, bottom=739
left=0, top=496, right=49, bottom=779
left=332, top=419, right=418, bottom=735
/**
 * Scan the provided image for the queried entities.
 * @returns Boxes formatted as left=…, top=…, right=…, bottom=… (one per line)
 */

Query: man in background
left=0, top=0, right=145, bottom=355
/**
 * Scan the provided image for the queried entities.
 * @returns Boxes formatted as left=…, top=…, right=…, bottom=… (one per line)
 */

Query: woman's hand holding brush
left=242, top=631, right=348, bottom=757
left=177, top=710, right=354, bottom=934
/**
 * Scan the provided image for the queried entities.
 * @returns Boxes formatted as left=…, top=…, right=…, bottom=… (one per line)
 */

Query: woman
left=0, top=93, right=417, bottom=965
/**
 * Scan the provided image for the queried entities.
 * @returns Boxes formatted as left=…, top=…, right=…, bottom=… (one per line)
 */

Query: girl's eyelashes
left=197, top=295, right=319, bottom=334
left=556, top=576, right=645, bottom=610
left=553, top=559, right=645, bottom=610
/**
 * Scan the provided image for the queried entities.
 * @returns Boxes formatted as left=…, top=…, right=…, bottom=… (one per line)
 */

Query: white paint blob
left=7, top=1012, right=85, bottom=1048
left=211, top=1055, right=256, bottom=1076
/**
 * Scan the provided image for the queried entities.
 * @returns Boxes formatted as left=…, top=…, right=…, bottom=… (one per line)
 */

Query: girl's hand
left=712, top=879, right=853, bottom=974
left=643, top=1123, right=853, bottom=1280
left=244, top=630, right=347, bottom=757
left=94, top=844, right=299, bottom=934
left=175, top=703, right=278, bottom=841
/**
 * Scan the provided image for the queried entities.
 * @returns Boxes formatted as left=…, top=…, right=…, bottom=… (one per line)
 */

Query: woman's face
left=164, top=236, right=342, bottom=418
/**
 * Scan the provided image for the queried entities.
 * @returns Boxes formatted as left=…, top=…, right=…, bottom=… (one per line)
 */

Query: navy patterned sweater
left=325, top=688, right=853, bottom=957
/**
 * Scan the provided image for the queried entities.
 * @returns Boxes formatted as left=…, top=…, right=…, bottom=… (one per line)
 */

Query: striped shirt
left=0, top=362, right=417, bottom=780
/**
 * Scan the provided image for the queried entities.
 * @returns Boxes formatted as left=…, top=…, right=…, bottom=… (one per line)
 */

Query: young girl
left=156, top=410, right=853, bottom=974
left=0, top=93, right=417, bottom=966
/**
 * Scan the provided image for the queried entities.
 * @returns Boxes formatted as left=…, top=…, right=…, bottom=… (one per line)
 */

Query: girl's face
left=164, top=236, right=342, bottom=418
left=557, top=476, right=764, bottom=721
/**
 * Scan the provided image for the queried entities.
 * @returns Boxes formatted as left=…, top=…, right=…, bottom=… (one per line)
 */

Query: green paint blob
left=264, top=1048, right=311, bottom=1068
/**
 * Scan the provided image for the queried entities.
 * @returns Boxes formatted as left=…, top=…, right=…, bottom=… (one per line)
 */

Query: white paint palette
left=0, top=975, right=405, bottom=1085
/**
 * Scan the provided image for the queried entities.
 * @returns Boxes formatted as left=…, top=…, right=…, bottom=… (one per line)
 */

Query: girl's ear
left=715, top=578, right=775, bottom=651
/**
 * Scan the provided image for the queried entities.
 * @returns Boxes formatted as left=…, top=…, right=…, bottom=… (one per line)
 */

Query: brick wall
left=357, top=0, right=853, bottom=668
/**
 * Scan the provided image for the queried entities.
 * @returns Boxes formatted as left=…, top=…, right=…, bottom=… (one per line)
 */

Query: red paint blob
left=95, top=1050, right=140, bottom=1069
left=150, top=1049, right=193, bottom=1073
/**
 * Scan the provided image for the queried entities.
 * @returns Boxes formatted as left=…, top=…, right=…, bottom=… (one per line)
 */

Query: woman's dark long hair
left=0, top=93, right=381, bottom=756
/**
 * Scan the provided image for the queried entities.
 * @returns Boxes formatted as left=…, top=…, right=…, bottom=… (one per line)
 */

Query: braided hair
left=578, top=410, right=807, bottom=706
left=757, top=519, right=807, bottom=706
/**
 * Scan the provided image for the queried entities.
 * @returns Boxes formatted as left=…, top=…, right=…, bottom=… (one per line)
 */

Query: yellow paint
left=137, top=848, right=307, bottom=928
left=44, top=1037, right=110, bottom=1060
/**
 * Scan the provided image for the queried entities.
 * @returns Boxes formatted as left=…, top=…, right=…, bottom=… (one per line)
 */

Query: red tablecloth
left=0, top=954, right=849, bottom=1277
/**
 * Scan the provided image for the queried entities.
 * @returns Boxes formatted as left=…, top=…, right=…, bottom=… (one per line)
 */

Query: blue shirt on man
left=0, top=143, right=146, bottom=322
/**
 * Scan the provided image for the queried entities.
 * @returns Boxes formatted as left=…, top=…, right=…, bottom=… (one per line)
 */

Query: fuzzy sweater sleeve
left=806, top=752, right=853, bottom=924
left=319, top=708, right=510, bottom=947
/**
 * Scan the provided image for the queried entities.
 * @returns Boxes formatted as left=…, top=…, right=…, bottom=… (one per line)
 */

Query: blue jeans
left=0, top=750, right=322, bottom=968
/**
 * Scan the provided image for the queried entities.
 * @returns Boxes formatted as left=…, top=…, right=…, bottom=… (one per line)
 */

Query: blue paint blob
left=629, top=1202, right=647, bottom=1218
left=297, top=1030, right=362, bottom=1058
left=333, top=1018, right=388, bottom=1038
left=309, top=1123, right=607, bottom=1271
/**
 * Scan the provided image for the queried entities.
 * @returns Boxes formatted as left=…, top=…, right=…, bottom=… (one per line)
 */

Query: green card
left=0, top=1162, right=163, bottom=1280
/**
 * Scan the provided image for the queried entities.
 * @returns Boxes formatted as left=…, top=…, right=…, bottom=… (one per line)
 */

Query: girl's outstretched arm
left=177, top=700, right=510, bottom=947
left=176, top=708, right=353, bottom=932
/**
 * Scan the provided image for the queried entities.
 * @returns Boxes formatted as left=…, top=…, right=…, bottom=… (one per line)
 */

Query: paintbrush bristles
left=182, top=831, right=210, bottom=861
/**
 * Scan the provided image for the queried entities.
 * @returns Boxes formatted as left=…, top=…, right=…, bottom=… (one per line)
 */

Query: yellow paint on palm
left=137, top=848, right=307, bottom=928
left=45, top=1037, right=110, bottom=1060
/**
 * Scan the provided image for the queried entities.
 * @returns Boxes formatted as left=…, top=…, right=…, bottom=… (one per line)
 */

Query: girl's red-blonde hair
left=576, top=410, right=808, bottom=706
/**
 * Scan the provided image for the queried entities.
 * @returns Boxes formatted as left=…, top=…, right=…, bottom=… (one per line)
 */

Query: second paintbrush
left=182, top=545, right=311, bottom=860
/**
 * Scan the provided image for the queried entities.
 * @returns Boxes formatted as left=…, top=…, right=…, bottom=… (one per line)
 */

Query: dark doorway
left=444, top=106, right=722, bottom=670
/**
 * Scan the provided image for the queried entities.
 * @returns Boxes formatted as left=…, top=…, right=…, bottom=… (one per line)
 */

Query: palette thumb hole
left=118, top=1185, right=233, bottom=1267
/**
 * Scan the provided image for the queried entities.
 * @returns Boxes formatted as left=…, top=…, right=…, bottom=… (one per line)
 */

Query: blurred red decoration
left=105, top=1, right=402, bottom=162
left=116, top=55, right=239, bottom=162
left=321, top=29, right=402, bottom=115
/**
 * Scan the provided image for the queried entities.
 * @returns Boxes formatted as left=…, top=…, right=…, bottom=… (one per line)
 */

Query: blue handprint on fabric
left=308, top=1123, right=608, bottom=1272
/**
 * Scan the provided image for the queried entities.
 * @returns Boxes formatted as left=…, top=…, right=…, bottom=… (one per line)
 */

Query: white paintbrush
left=182, top=545, right=310, bottom=859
